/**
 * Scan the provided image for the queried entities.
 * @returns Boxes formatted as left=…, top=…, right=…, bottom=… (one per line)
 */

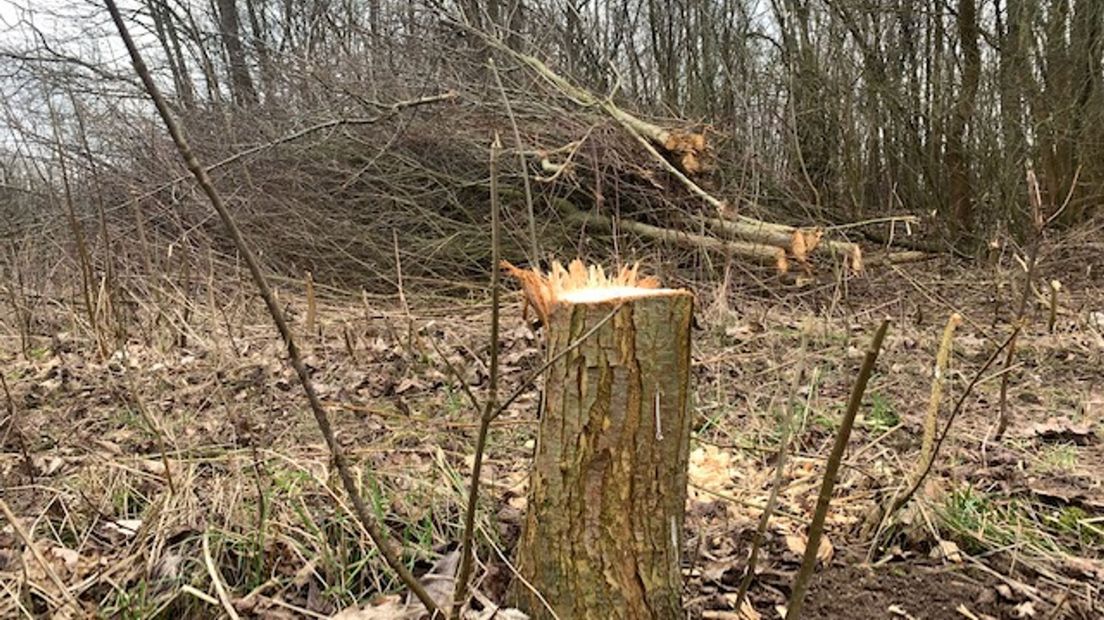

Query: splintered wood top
left=557, top=286, right=684, bottom=304
left=502, top=258, right=691, bottom=323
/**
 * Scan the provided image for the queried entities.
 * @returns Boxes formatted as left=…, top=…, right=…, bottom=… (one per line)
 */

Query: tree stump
left=505, top=261, right=694, bottom=620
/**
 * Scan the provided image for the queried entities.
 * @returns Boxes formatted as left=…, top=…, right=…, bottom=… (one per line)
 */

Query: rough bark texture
left=216, top=0, right=257, bottom=106
left=512, top=292, right=693, bottom=620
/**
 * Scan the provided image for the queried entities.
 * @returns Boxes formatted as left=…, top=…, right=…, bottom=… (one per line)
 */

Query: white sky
left=0, top=0, right=162, bottom=157
left=1, top=0, right=146, bottom=68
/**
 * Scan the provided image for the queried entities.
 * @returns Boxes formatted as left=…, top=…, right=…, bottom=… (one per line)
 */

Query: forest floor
left=1, top=252, right=1102, bottom=619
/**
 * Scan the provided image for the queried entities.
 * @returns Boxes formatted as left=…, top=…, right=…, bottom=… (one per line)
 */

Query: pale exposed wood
left=566, top=209, right=789, bottom=273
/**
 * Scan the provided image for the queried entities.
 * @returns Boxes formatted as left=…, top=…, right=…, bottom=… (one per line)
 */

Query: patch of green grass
left=111, top=485, right=150, bottom=519
left=810, top=404, right=842, bottom=432
left=863, top=391, right=900, bottom=433
left=812, top=328, right=849, bottom=347
left=114, top=406, right=144, bottom=430
left=1048, top=506, right=1104, bottom=548
left=694, top=403, right=730, bottom=436
left=444, top=387, right=467, bottom=416
left=1036, top=444, right=1079, bottom=473
left=103, top=578, right=154, bottom=620
left=937, top=484, right=1101, bottom=560
left=938, top=486, right=1018, bottom=554
left=27, top=345, right=51, bottom=360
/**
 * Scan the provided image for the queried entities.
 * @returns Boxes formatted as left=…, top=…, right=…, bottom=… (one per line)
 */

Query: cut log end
left=502, top=258, right=679, bottom=325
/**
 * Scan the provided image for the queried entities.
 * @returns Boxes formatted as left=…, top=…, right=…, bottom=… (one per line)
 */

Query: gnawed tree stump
left=504, top=260, right=693, bottom=620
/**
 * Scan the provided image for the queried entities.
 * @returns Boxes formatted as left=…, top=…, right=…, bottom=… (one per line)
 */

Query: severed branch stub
left=503, top=260, right=694, bottom=620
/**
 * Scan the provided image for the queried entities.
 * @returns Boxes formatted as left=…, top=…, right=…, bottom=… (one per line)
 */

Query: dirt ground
left=1, top=249, right=1102, bottom=618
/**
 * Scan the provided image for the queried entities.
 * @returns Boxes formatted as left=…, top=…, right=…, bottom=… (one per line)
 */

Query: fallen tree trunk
left=566, top=208, right=789, bottom=273
left=467, top=26, right=869, bottom=274
left=464, top=23, right=711, bottom=177
left=698, top=214, right=864, bottom=271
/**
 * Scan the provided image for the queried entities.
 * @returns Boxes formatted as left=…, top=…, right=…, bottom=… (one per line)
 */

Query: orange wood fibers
left=501, top=259, right=673, bottom=325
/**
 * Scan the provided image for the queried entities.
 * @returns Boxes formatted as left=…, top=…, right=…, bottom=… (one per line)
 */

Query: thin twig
left=47, top=94, right=104, bottom=358
left=734, top=329, right=810, bottom=610
left=202, top=531, right=242, bottom=620
left=488, top=301, right=623, bottom=423
left=489, top=58, right=540, bottom=263
left=453, top=133, right=504, bottom=619
left=103, top=4, right=442, bottom=616
left=996, top=167, right=1050, bottom=439
left=427, top=335, right=482, bottom=411
left=0, top=497, right=82, bottom=614
left=122, top=373, right=177, bottom=494
left=304, top=271, right=316, bottom=336
left=786, top=319, right=890, bottom=620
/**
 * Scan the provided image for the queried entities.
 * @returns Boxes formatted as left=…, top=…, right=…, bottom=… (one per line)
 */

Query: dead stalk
left=996, top=170, right=1040, bottom=439
left=5, top=247, right=30, bottom=359
left=1047, top=281, right=1060, bottom=333
left=1, top=374, right=35, bottom=484
left=0, top=497, right=83, bottom=614
left=202, top=530, right=242, bottom=620
left=392, top=229, right=416, bottom=356
left=72, top=89, right=121, bottom=349
left=305, top=270, right=317, bottom=336
left=786, top=319, right=890, bottom=620
left=178, top=248, right=193, bottom=350
left=343, top=323, right=358, bottom=361
left=123, top=374, right=177, bottom=494
left=103, top=3, right=443, bottom=615
left=734, top=329, right=810, bottom=611
left=453, top=134, right=504, bottom=618
left=47, top=96, right=104, bottom=357
left=918, top=313, right=962, bottom=481
left=996, top=166, right=1078, bottom=439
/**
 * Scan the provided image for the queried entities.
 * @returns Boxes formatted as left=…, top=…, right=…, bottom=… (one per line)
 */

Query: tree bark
left=512, top=291, right=693, bottom=620
left=216, top=0, right=258, bottom=106
left=147, top=0, right=195, bottom=109
left=947, top=0, right=980, bottom=243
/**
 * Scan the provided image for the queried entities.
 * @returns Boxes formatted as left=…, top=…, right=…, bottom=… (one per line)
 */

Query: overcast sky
left=0, top=0, right=164, bottom=158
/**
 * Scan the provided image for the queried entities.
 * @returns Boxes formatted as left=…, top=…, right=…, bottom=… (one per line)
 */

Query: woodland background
left=1, top=1, right=1103, bottom=619
left=2, top=0, right=1101, bottom=286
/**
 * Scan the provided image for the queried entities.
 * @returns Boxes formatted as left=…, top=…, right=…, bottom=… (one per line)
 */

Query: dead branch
left=786, top=319, right=890, bottom=620
left=565, top=207, right=789, bottom=272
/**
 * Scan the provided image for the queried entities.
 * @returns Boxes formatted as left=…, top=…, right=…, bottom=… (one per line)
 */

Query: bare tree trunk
left=947, top=0, right=980, bottom=243
left=512, top=291, right=694, bottom=620
left=1065, top=0, right=1102, bottom=223
left=245, top=0, right=275, bottom=102
left=147, top=0, right=195, bottom=109
left=216, top=0, right=258, bottom=106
